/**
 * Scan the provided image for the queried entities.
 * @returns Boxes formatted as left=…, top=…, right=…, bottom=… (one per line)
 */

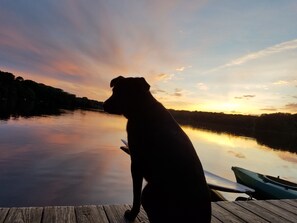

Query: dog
left=103, top=76, right=211, bottom=223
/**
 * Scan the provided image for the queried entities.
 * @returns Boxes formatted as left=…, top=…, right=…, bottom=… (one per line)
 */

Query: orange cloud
left=0, top=1, right=183, bottom=102
left=285, top=103, right=297, bottom=113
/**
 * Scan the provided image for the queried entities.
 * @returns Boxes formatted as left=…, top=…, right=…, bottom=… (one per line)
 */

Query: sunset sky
left=0, top=0, right=297, bottom=114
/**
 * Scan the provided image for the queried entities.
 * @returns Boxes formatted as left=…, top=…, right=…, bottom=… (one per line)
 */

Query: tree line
left=169, top=110, right=297, bottom=153
left=0, top=70, right=103, bottom=119
left=1, top=70, right=296, bottom=152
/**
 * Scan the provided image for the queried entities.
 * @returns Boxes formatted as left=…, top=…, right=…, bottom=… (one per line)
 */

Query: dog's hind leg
left=141, top=184, right=165, bottom=222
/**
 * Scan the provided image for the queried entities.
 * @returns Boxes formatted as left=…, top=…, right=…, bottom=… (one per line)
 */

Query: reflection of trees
left=169, top=110, right=297, bottom=153
left=255, top=113, right=297, bottom=153
left=0, top=70, right=103, bottom=119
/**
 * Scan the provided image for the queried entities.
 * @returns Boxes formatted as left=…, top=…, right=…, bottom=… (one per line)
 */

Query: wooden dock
left=0, top=199, right=296, bottom=223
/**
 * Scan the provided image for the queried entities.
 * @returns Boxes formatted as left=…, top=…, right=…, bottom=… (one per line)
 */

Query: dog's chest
left=127, top=121, right=147, bottom=149
left=126, top=120, right=158, bottom=159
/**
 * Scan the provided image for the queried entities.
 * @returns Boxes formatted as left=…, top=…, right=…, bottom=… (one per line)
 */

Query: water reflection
left=0, top=111, right=131, bottom=207
left=0, top=110, right=297, bottom=206
left=182, top=126, right=297, bottom=183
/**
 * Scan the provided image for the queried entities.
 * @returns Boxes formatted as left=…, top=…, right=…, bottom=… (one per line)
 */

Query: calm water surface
left=0, top=110, right=297, bottom=207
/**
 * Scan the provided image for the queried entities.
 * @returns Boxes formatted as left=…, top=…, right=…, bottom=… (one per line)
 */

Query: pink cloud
left=0, top=1, right=183, bottom=101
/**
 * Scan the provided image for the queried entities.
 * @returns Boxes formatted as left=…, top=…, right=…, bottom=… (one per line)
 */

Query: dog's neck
left=124, top=92, right=165, bottom=122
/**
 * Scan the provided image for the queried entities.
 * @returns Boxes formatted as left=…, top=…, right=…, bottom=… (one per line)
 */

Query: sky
left=0, top=0, right=297, bottom=114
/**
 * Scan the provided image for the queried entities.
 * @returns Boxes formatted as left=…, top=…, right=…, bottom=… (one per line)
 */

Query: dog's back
left=128, top=98, right=211, bottom=222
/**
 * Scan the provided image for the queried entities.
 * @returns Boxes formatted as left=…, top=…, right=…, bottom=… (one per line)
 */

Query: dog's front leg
left=124, top=159, right=143, bottom=221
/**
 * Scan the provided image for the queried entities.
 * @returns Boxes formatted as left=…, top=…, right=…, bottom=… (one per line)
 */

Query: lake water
left=0, top=110, right=297, bottom=207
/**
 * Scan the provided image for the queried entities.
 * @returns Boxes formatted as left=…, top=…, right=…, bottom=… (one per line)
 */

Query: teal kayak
left=232, top=166, right=297, bottom=199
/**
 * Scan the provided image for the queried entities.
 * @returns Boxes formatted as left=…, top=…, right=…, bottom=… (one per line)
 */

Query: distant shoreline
left=0, top=70, right=103, bottom=120
left=1, top=70, right=296, bottom=153
left=169, top=109, right=297, bottom=153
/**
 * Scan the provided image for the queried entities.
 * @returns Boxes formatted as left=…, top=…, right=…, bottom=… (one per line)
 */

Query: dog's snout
left=103, top=96, right=123, bottom=115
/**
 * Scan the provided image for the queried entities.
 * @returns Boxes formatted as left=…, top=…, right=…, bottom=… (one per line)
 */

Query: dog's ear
left=139, top=77, right=150, bottom=92
left=110, top=76, right=125, bottom=88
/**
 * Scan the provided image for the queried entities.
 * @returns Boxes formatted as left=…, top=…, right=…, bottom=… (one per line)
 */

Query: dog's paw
left=124, top=209, right=138, bottom=221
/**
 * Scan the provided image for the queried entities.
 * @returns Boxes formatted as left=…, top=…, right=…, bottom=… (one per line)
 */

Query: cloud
left=151, top=87, right=188, bottom=100
left=173, top=88, right=183, bottom=97
left=226, top=39, right=297, bottom=67
left=243, top=95, right=255, bottom=98
left=155, top=73, right=175, bottom=82
left=176, top=67, right=185, bottom=71
left=234, top=95, right=256, bottom=100
left=150, top=88, right=166, bottom=95
left=260, top=107, right=278, bottom=112
left=285, top=103, right=297, bottom=112
left=197, top=83, right=208, bottom=91
left=0, top=0, right=181, bottom=99
left=273, top=80, right=289, bottom=85
left=205, top=39, right=297, bottom=74
left=175, top=65, right=192, bottom=72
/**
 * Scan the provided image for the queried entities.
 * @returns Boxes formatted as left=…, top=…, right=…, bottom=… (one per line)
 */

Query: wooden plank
left=217, top=201, right=268, bottom=223
left=289, top=199, right=297, bottom=206
left=0, top=208, right=9, bottom=223
left=104, top=205, right=142, bottom=223
left=266, top=199, right=297, bottom=216
left=4, top=207, right=43, bottom=223
left=211, top=203, right=245, bottom=223
left=251, top=200, right=297, bottom=223
left=75, top=205, right=109, bottom=223
left=283, top=199, right=297, bottom=208
left=211, top=215, right=222, bottom=223
left=103, top=205, right=127, bottom=223
left=43, top=206, right=76, bottom=223
left=136, top=207, right=149, bottom=223
left=235, top=201, right=291, bottom=223
left=0, top=200, right=296, bottom=223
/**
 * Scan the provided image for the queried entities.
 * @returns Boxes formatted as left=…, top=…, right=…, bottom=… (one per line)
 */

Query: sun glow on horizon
left=1, top=1, right=297, bottom=115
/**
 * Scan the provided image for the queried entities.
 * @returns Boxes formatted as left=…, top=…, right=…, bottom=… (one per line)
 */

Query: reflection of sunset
left=1, top=110, right=297, bottom=205
left=227, top=150, right=245, bottom=159
left=182, top=126, right=255, bottom=149
left=46, top=133, right=80, bottom=144
left=277, top=151, right=297, bottom=164
left=0, top=111, right=132, bottom=206
left=180, top=124, right=297, bottom=188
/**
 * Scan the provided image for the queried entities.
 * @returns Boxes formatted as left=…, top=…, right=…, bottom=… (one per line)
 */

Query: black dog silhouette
left=103, top=76, right=211, bottom=223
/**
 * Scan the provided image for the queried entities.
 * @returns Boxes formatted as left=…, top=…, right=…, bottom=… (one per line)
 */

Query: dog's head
left=103, top=76, right=150, bottom=117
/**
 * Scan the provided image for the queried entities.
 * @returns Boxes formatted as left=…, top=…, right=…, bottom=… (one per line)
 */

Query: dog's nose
left=102, top=97, right=122, bottom=115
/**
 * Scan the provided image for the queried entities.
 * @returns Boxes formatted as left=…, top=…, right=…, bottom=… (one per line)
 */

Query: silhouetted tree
left=0, top=70, right=103, bottom=118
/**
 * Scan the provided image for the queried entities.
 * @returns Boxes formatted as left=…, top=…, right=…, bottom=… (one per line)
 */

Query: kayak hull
left=232, top=166, right=297, bottom=200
